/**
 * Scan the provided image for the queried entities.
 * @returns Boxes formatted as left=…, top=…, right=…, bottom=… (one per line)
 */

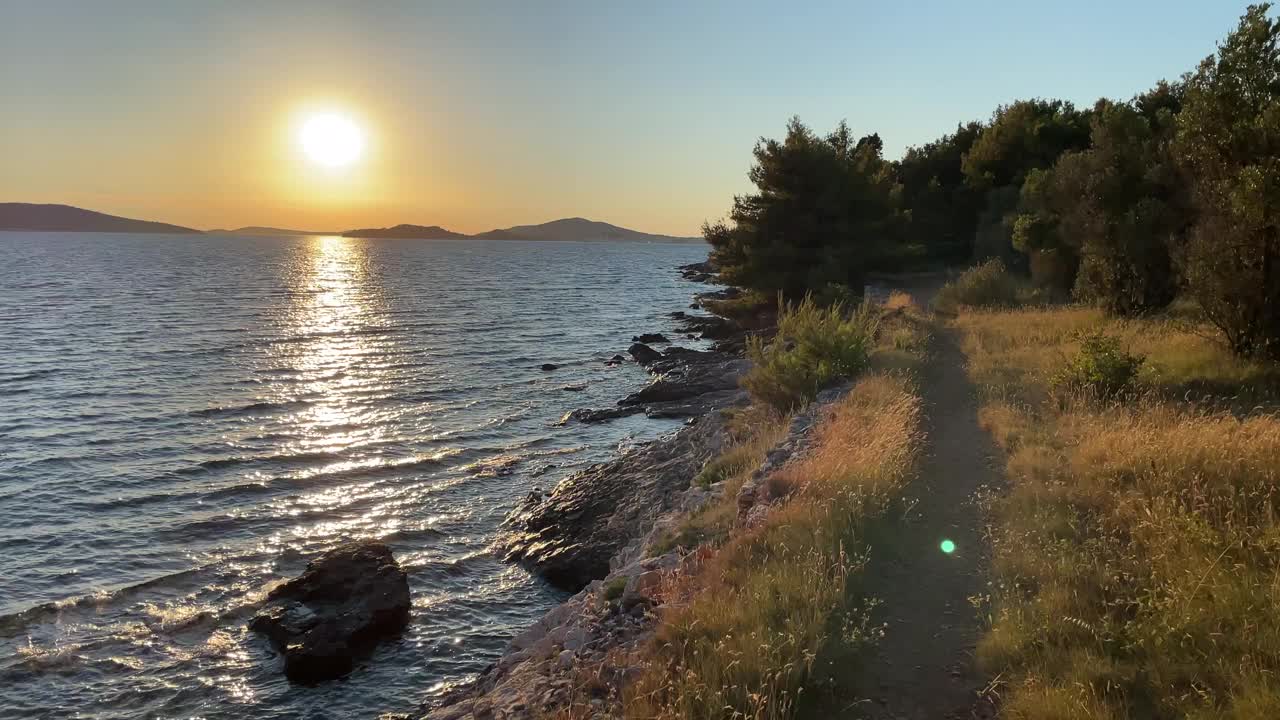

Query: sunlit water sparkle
left=0, top=232, right=709, bottom=719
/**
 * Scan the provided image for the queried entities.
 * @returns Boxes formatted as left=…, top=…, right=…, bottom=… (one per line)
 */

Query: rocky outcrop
left=563, top=344, right=748, bottom=426
left=642, top=345, right=731, bottom=375
left=678, top=260, right=718, bottom=283
left=556, top=406, right=645, bottom=425
left=632, top=333, right=669, bottom=344
left=675, top=313, right=738, bottom=340
left=693, top=287, right=741, bottom=303
left=619, top=356, right=747, bottom=407
left=250, top=541, right=411, bottom=683
left=627, top=342, right=664, bottom=365
left=501, top=411, right=733, bottom=592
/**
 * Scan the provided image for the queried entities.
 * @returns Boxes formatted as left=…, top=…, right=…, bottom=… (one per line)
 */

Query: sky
left=0, top=1, right=1250, bottom=236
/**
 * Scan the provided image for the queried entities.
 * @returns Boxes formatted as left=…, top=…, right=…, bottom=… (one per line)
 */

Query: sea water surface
left=0, top=232, right=709, bottom=719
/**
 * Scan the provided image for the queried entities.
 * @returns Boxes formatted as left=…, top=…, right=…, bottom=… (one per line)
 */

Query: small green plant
left=603, top=577, right=627, bottom=602
left=933, top=259, right=1041, bottom=312
left=743, top=295, right=879, bottom=412
left=693, top=442, right=764, bottom=488
left=1051, top=331, right=1145, bottom=401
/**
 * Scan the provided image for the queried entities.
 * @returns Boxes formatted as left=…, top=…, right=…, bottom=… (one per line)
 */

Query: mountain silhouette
left=208, top=226, right=340, bottom=236
left=0, top=203, right=200, bottom=234
left=1, top=204, right=699, bottom=242
left=342, top=224, right=470, bottom=239
left=471, top=217, right=696, bottom=242
left=347, top=217, right=697, bottom=242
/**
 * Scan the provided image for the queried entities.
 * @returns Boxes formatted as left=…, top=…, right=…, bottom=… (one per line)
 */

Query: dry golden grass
left=958, top=306, right=1280, bottom=719
left=884, top=290, right=917, bottom=311
left=956, top=306, right=1280, bottom=409
left=624, top=374, right=923, bottom=720
left=652, top=409, right=792, bottom=556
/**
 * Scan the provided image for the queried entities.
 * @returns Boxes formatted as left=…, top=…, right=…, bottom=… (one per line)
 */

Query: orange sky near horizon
left=5, top=88, right=718, bottom=236
left=1, top=5, right=732, bottom=237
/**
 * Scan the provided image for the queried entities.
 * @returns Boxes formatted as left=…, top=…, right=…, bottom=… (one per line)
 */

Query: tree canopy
left=704, top=4, right=1280, bottom=359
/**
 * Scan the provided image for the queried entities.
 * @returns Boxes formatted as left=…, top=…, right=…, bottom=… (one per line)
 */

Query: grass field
left=955, top=305, right=1280, bottom=719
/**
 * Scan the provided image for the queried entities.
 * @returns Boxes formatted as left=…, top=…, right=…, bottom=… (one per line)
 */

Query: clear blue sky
left=0, top=0, right=1250, bottom=234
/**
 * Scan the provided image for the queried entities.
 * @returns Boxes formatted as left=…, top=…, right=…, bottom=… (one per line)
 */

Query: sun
left=299, top=113, right=364, bottom=168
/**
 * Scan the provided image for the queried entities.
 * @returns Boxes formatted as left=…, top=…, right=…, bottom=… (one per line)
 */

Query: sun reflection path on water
left=274, top=235, right=400, bottom=540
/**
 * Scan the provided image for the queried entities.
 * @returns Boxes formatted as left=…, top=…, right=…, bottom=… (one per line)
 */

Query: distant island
left=345, top=217, right=698, bottom=243
left=0, top=203, right=201, bottom=234
left=0, top=203, right=701, bottom=242
left=207, top=226, right=340, bottom=237
left=342, top=224, right=469, bottom=240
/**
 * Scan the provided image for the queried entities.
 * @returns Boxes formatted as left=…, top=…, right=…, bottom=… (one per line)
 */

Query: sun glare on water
left=299, top=112, right=364, bottom=168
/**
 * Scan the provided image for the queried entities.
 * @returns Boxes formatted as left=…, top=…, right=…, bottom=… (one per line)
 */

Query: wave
left=0, top=567, right=205, bottom=639
left=0, top=368, right=60, bottom=384
left=75, top=447, right=472, bottom=513
left=181, top=448, right=343, bottom=472
left=190, top=398, right=314, bottom=419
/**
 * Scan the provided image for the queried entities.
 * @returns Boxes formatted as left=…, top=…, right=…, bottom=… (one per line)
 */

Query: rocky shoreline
left=415, top=381, right=855, bottom=720
left=382, top=260, right=808, bottom=719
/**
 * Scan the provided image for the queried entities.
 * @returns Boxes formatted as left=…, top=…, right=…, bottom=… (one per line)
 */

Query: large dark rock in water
left=627, top=342, right=664, bottom=365
left=250, top=541, right=411, bottom=683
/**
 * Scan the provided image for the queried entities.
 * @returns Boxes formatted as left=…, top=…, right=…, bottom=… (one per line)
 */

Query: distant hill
left=209, top=226, right=339, bottom=237
left=1, top=204, right=700, bottom=243
left=0, top=203, right=201, bottom=234
left=472, top=217, right=698, bottom=243
left=343, top=218, right=698, bottom=242
left=343, top=224, right=470, bottom=239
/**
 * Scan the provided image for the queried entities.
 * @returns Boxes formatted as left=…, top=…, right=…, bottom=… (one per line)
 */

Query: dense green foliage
left=1015, top=91, right=1189, bottom=311
left=705, top=119, right=899, bottom=298
left=896, top=122, right=985, bottom=264
left=742, top=296, right=878, bottom=412
left=1175, top=5, right=1280, bottom=359
left=706, top=4, right=1280, bottom=358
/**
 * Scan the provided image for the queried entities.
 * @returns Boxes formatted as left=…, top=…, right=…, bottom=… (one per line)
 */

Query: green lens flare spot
left=940, top=539, right=956, bottom=554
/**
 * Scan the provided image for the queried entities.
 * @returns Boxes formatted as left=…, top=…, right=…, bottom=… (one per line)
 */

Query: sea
left=0, top=232, right=710, bottom=719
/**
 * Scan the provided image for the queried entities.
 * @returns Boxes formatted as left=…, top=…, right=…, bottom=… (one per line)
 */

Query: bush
left=602, top=577, right=626, bottom=602
left=742, top=296, right=878, bottom=412
left=1050, top=332, right=1144, bottom=401
left=933, top=259, right=1039, bottom=312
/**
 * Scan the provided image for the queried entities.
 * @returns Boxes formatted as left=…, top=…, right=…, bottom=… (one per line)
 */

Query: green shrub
left=933, top=259, right=1041, bottom=312
left=693, top=450, right=750, bottom=488
left=603, top=577, right=627, bottom=602
left=742, top=296, right=878, bottom=412
left=1051, top=332, right=1145, bottom=400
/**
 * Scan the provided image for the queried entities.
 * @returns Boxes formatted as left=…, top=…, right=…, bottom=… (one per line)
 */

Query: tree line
left=706, top=4, right=1280, bottom=359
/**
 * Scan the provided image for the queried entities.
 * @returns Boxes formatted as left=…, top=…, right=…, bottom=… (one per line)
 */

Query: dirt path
left=840, top=322, right=1001, bottom=719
